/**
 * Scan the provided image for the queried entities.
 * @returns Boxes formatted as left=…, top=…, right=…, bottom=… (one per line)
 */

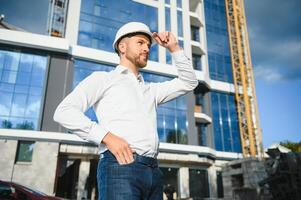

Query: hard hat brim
left=113, top=31, right=155, bottom=53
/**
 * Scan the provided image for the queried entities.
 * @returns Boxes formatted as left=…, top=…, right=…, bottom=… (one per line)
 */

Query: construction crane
left=224, top=0, right=264, bottom=157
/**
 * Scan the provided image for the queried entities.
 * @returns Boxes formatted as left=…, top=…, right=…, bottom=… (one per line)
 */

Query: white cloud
left=26, top=100, right=41, bottom=117
left=253, top=64, right=283, bottom=82
left=7, top=99, right=41, bottom=118
left=0, top=104, right=10, bottom=116
left=251, top=39, right=301, bottom=82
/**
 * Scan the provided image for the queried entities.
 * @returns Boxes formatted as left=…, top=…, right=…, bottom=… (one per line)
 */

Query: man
left=54, top=22, right=198, bottom=200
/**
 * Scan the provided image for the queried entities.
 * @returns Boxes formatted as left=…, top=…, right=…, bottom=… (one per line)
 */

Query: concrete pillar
left=65, top=0, right=81, bottom=45
left=178, top=167, right=190, bottom=199
left=208, top=165, right=218, bottom=198
left=0, top=139, right=18, bottom=181
left=77, top=159, right=90, bottom=200
left=40, top=55, right=74, bottom=132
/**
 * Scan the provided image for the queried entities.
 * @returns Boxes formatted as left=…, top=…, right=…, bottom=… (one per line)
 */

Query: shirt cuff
left=171, top=50, right=187, bottom=61
left=87, top=122, right=109, bottom=145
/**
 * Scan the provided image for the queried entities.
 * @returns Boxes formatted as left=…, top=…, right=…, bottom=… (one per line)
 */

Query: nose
left=143, top=44, right=150, bottom=53
left=142, top=43, right=150, bottom=53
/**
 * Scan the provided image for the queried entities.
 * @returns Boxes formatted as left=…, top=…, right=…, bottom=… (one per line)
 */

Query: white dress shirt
left=53, top=50, right=198, bottom=157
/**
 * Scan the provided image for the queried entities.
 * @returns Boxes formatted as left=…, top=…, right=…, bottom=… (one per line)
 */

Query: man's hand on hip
left=152, top=31, right=181, bottom=53
left=102, top=132, right=135, bottom=165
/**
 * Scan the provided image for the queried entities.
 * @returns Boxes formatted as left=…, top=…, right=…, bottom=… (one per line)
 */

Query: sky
left=244, top=0, right=301, bottom=148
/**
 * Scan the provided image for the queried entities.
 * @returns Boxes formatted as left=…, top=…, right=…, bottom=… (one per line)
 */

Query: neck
left=120, top=58, right=139, bottom=77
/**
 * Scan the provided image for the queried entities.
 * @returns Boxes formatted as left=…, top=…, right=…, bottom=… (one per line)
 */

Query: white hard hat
left=113, top=22, right=154, bottom=52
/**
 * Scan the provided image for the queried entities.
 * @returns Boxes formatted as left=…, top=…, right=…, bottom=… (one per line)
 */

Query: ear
left=118, top=42, right=127, bottom=55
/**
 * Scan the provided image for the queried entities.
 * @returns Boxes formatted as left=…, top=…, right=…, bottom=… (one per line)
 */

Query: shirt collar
left=115, top=65, right=145, bottom=83
left=115, top=65, right=129, bottom=74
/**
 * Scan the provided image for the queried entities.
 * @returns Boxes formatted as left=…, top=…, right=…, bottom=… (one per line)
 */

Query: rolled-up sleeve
left=53, top=72, right=108, bottom=145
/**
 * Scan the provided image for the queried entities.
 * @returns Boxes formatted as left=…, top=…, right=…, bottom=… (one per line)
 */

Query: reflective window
left=48, top=0, right=69, bottom=37
left=210, top=91, right=242, bottom=152
left=194, top=91, right=207, bottom=148
left=217, top=171, right=224, bottom=198
left=228, top=95, right=242, bottom=152
left=177, top=10, right=183, bottom=37
left=204, top=0, right=233, bottom=83
left=192, top=54, right=202, bottom=71
left=166, top=53, right=172, bottom=65
left=195, top=122, right=207, bottom=146
left=176, top=0, right=182, bottom=8
left=165, top=6, right=172, bottom=64
left=195, top=93, right=204, bottom=108
left=16, top=141, right=35, bottom=162
left=0, top=0, right=67, bottom=37
left=0, top=49, right=48, bottom=130
left=74, top=59, right=188, bottom=144
left=178, top=40, right=184, bottom=48
left=78, top=0, right=159, bottom=61
left=165, top=7, right=171, bottom=32
left=191, top=26, right=200, bottom=42
left=189, top=169, right=210, bottom=199
left=161, top=167, right=179, bottom=200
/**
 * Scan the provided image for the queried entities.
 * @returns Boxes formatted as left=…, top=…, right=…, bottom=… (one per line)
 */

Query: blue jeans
left=97, top=151, right=163, bottom=200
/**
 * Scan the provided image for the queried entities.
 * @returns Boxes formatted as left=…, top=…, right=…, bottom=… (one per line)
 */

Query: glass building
left=0, top=0, right=257, bottom=199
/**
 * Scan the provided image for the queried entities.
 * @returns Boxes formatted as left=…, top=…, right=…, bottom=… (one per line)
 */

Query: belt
left=101, top=150, right=158, bottom=168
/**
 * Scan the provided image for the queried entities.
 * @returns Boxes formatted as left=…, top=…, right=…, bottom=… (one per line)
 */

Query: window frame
left=0, top=47, right=49, bottom=131
left=15, top=140, right=35, bottom=163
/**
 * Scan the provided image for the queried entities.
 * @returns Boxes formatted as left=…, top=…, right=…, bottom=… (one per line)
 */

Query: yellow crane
left=224, top=0, right=264, bottom=157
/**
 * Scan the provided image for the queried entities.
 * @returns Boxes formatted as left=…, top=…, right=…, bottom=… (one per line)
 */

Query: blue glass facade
left=78, top=0, right=159, bottom=61
left=0, top=49, right=48, bottom=130
left=211, top=91, right=242, bottom=152
left=141, top=72, right=188, bottom=144
left=73, top=59, right=188, bottom=144
left=204, top=0, right=233, bottom=83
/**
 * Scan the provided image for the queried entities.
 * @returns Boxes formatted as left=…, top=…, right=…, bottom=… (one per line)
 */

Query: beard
left=126, top=52, right=148, bottom=69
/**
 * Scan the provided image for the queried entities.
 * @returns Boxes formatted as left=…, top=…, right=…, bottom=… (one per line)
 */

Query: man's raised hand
left=152, top=31, right=181, bottom=53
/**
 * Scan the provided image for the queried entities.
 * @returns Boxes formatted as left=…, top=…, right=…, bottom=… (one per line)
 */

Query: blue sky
left=244, top=0, right=301, bottom=148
